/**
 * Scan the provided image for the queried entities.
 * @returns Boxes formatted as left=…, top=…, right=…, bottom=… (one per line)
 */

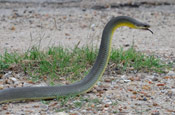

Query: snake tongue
left=144, top=28, right=153, bottom=34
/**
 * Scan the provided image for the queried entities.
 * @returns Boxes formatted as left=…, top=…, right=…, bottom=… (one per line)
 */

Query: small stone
left=10, top=77, right=17, bottom=82
left=171, top=89, right=175, bottom=93
left=133, top=91, right=137, bottom=94
left=143, top=97, right=147, bottom=101
left=0, top=85, right=4, bottom=90
left=40, top=105, right=48, bottom=109
left=0, top=74, right=3, bottom=78
left=128, top=88, right=133, bottom=92
left=139, top=91, right=148, bottom=96
left=131, top=95, right=137, bottom=99
left=4, top=71, right=12, bottom=77
left=50, top=102, right=58, bottom=107
left=80, top=24, right=87, bottom=29
left=33, top=105, right=39, bottom=108
left=153, top=103, right=158, bottom=106
left=157, top=83, right=165, bottom=86
left=104, top=104, right=110, bottom=107
left=152, top=77, right=158, bottom=81
left=136, top=73, right=145, bottom=79
left=142, top=85, right=151, bottom=90
left=123, top=79, right=131, bottom=83
left=2, top=105, right=8, bottom=110
left=113, top=86, right=119, bottom=89
left=129, top=77, right=134, bottom=81
left=118, top=107, right=122, bottom=112
left=167, top=71, right=175, bottom=76
left=124, top=44, right=130, bottom=47
left=121, top=75, right=126, bottom=79
left=166, top=109, right=175, bottom=112
left=63, top=16, right=67, bottom=19
left=10, top=26, right=16, bottom=30
left=28, top=10, right=33, bottom=13
left=81, top=110, right=87, bottom=113
left=134, top=77, right=141, bottom=81
left=151, top=111, right=160, bottom=115
left=104, top=78, right=112, bottom=82
left=90, top=24, right=95, bottom=28
left=82, top=9, right=86, bottom=11
left=27, top=80, right=35, bottom=84
left=65, top=33, right=70, bottom=36
left=57, top=112, right=69, bottom=115
left=91, top=104, right=95, bottom=108
left=166, top=91, right=173, bottom=97
left=163, top=76, right=170, bottom=79
left=91, top=89, right=97, bottom=93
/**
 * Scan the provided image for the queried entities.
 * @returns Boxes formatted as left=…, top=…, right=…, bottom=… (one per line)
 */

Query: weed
left=0, top=46, right=170, bottom=83
left=110, top=47, right=167, bottom=73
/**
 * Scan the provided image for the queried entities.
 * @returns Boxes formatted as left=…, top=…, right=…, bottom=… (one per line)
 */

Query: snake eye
left=143, top=24, right=150, bottom=28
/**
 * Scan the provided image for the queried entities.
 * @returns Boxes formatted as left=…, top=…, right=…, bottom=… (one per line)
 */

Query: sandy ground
left=0, top=0, right=175, bottom=114
left=0, top=0, right=175, bottom=58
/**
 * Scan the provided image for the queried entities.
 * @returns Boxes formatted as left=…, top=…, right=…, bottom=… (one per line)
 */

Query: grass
left=0, top=46, right=172, bottom=83
left=110, top=47, right=169, bottom=73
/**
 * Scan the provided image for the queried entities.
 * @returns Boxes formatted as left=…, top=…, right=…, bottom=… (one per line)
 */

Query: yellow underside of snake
left=0, top=16, right=152, bottom=103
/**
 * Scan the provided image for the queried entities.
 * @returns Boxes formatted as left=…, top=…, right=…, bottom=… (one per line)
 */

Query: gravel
left=0, top=0, right=175, bottom=114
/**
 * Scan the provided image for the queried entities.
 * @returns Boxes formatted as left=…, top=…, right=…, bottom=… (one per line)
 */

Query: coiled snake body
left=0, top=16, right=152, bottom=103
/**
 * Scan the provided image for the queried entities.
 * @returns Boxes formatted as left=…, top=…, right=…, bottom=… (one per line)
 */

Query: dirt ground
left=0, top=0, right=175, bottom=58
left=0, top=0, right=175, bottom=114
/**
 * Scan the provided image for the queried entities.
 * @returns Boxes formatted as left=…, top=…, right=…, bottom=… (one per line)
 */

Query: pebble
left=131, top=95, right=137, bottom=99
left=171, top=89, right=175, bottom=93
left=136, top=73, right=146, bottom=79
left=143, top=97, right=147, bottom=101
left=166, top=91, right=173, bottom=97
left=157, top=83, right=165, bottom=86
left=123, top=79, right=131, bottom=83
left=104, top=104, right=110, bottom=107
left=10, top=77, right=17, bottom=82
left=81, top=110, right=87, bottom=113
left=104, top=78, right=112, bottom=82
left=142, top=85, right=151, bottom=90
left=152, top=77, right=159, bottom=81
left=3, top=71, right=12, bottom=78
left=132, top=91, right=137, bottom=94
left=102, top=99, right=112, bottom=105
left=151, top=112, right=160, bottom=115
left=0, top=74, right=3, bottom=79
left=57, top=112, right=69, bottom=115
left=0, top=85, right=4, bottom=90
left=167, top=71, right=175, bottom=76
left=121, top=75, right=127, bottom=79
left=90, top=24, right=95, bottom=28
left=124, top=44, right=130, bottom=47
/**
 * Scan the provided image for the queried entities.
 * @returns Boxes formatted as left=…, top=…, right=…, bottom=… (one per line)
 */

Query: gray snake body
left=0, top=16, right=151, bottom=103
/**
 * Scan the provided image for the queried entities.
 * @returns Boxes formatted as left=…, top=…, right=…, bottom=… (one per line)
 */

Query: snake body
left=0, top=16, right=151, bottom=103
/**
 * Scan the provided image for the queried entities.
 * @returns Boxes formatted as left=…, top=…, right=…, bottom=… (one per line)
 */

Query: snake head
left=110, top=16, right=153, bottom=34
left=135, top=23, right=153, bottom=34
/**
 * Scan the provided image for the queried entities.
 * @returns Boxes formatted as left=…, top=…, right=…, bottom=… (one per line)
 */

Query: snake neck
left=78, top=18, right=122, bottom=93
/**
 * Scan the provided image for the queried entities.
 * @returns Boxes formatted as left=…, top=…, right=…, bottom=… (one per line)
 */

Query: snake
left=0, top=16, right=152, bottom=103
